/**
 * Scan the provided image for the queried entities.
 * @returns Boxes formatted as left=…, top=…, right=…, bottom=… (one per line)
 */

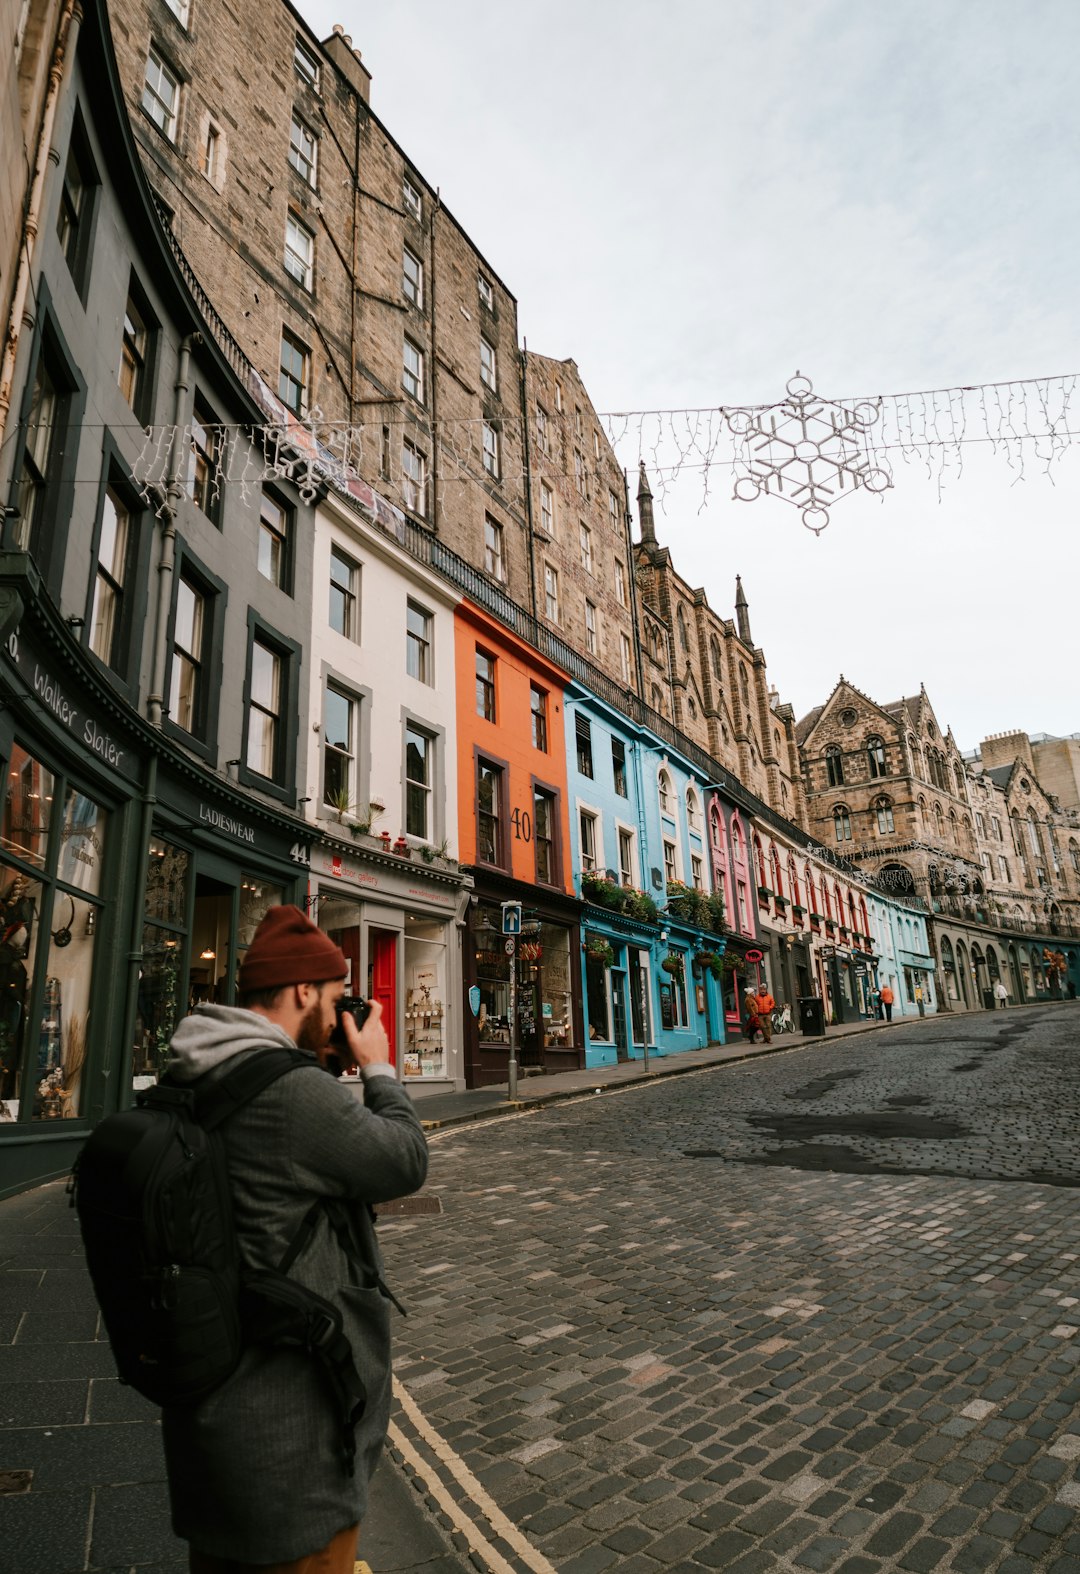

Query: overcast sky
left=306, top=0, right=1079, bottom=750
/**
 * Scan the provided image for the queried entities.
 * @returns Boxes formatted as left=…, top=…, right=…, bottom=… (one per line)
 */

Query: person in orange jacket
left=755, top=986, right=776, bottom=1043
left=879, top=983, right=894, bottom=1022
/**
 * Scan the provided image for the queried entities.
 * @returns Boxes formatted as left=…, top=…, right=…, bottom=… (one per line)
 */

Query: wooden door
left=367, top=928, right=398, bottom=1068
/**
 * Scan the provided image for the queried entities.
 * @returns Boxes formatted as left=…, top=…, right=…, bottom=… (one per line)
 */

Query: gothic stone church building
left=798, top=680, right=1080, bottom=1009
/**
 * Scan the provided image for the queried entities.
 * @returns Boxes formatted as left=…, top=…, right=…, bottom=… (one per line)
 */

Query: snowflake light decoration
left=727, top=372, right=892, bottom=534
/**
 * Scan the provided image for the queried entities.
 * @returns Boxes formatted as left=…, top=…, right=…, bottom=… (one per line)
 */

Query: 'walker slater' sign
left=3, top=626, right=141, bottom=783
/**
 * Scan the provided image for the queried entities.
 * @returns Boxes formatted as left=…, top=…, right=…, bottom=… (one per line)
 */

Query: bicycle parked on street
left=771, top=1003, right=796, bottom=1035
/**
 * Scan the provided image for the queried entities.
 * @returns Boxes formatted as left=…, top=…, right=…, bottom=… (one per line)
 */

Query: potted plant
left=696, top=949, right=724, bottom=980
left=661, top=953, right=684, bottom=979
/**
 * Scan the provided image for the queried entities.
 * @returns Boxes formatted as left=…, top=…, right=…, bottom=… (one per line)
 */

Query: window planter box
left=757, top=885, right=772, bottom=905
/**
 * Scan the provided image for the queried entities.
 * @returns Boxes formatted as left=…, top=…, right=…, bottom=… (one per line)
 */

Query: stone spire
left=637, top=461, right=656, bottom=546
left=735, top=575, right=752, bottom=644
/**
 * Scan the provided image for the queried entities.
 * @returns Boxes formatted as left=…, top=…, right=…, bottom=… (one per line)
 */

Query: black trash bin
left=799, top=996, right=826, bottom=1036
left=982, top=988, right=996, bottom=1010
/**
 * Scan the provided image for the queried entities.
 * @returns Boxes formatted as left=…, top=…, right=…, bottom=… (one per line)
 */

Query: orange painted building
left=453, top=601, right=584, bottom=1085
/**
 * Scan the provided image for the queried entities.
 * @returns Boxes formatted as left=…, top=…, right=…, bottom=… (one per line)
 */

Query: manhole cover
left=375, top=1195, right=443, bottom=1217
left=0, top=1470, right=32, bottom=1495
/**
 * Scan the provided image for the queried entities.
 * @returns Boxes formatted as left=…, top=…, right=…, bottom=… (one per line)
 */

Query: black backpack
left=71, top=1049, right=368, bottom=1467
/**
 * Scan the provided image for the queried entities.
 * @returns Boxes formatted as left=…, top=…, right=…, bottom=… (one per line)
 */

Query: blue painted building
left=564, top=686, right=727, bottom=1066
left=867, top=892, right=938, bottom=1018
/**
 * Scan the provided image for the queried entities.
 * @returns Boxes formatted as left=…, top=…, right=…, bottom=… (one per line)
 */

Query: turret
left=735, top=575, right=752, bottom=644
left=637, top=461, right=656, bottom=547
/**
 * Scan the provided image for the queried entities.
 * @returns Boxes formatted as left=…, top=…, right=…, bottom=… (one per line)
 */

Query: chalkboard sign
left=659, top=983, right=674, bottom=1032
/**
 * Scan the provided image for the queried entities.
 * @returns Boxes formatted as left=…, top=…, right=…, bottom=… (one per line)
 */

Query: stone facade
left=634, top=465, right=804, bottom=823
left=105, top=0, right=530, bottom=596
left=523, top=352, right=638, bottom=682
left=798, top=682, right=1080, bottom=1007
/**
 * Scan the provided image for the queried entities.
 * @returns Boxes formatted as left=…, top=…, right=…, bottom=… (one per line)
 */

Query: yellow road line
left=391, top=1377, right=560, bottom=1574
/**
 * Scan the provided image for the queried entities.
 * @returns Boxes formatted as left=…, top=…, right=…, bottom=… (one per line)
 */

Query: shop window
left=258, top=489, right=292, bottom=591
left=534, top=787, right=557, bottom=885
left=329, top=545, right=359, bottom=639
left=134, top=838, right=191, bottom=1085
left=405, top=725, right=433, bottom=839
left=584, top=947, right=610, bottom=1042
left=530, top=684, right=548, bottom=752
left=611, top=737, right=627, bottom=796
left=575, top=713, right=593, bottom=778
left=0, top=747, right=107, bottom=1123
left=403, top=919, right=446, bottom=1079
left=476, top=908, right=511, bottom=1046
left=476, top=758, right=503, bottom=865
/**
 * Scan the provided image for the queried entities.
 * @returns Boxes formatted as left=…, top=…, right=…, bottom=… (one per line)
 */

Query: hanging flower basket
left=696, top=949, right=724, bottom=980
left=584, top=936, right=615, bottom=969
left=661, top=953, right=684, bottom=978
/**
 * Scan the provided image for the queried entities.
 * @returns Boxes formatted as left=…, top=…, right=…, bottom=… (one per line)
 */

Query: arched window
left=731, top=817, right=744, bottom=862
left=685, top=786, right=700, bottom=829
left=687, top=696, right=697, bottom=720
left=909, top=734, right=923, bottom=778
left=866, top=736, right=887, bottom=778
left=934, top=803, right=945, bottom=838
left=773, top=728, right=781, bottom=753
left=834, top=882, right=844, bottom=921
left=781, top=780, right=789, bottom=804
left=1070, top=840, right=1080, bottom=875
left=825, top=746, right=844, bottom=787
left=834, top=805, right=852, bottom=842
left=948, top=808, right=958, bottom=846
left=710, top=636, right=722, bottom=681
left=848, top=892, right=858, bottom=930
left=953, top=763, right=966, bottom=798
left=822, top=882, right=833, bottom=918
left=998, top=854, right=1010, bottom=883
left=754, top=835, right=767, bottom=888
left=875, top=796, right=894, bottom=834
left=788, top=855, right=801, bottom=907
left=650, top=683, right=664, bottom=713
left=677, top=603, right=689, bottom=651
left=806, top=866, right=817, bottom=914
left=917, top=794, right=927, bottom=829
left=739, top=666, right=750, bottom=708
left=1026, top=811, right=1041, bottom=857
left=859, top=896, right=869, bottom=934
left=658, top=769, right=672, bottom=814
left=771, top=846, right=783, bottom=897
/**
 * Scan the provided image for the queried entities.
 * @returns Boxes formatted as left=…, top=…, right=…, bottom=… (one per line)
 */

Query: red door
left=367, top=929, right=398, bottom=1069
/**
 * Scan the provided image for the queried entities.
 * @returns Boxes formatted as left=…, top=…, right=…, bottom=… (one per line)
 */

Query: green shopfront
left=0, top=569, right=310, bottom=1196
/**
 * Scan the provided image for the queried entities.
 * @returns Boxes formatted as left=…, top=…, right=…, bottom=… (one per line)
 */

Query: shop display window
left=475, top=910, right=510, bottom=1045
left=403, top=918, right=445, bottom=1079
left=134, top=839, right=190, bottom=1084
left=0, top=743, right=106, bottom=1123
left=584, top=948, right=610, bottom=1041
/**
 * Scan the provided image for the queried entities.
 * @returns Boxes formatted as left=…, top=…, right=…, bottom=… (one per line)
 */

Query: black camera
left=328, top=995, right=371, bottom=1051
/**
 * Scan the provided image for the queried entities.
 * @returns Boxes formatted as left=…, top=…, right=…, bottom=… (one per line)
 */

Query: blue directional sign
left=501, top=901, right=522, bottom=936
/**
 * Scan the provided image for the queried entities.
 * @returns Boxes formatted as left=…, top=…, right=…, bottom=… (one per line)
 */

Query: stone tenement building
left=798, top=681, right=1080, bottom=1006
left=635, top=465, right=805, bottom=823
left=105, top=0, right=530, bottom=597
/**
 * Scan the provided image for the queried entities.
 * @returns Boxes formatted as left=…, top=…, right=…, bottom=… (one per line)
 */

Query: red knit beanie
left=238, top=905, right=347, bottom=992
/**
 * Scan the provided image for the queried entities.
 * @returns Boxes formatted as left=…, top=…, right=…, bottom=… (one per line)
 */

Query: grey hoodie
left=159, top=1004, right=429, bottom=1563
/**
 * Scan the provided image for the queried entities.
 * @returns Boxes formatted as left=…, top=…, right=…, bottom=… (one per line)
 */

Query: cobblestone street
left=386, top=1003, right=1080, bottom=1573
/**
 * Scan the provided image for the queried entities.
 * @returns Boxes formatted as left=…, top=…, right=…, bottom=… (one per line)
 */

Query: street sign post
left=501, top=901, right=522, bottom=935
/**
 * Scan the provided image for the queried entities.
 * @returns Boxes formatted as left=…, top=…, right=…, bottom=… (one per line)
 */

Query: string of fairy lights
left=102, top=364, right=1080, bottom=531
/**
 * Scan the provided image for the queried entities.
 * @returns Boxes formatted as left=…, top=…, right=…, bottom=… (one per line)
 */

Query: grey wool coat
left=159, top=1004, right=429, bottom=1563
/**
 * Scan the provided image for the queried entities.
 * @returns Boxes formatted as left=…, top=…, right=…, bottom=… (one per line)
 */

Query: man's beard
left=296, top=996, right=329, bottom=1055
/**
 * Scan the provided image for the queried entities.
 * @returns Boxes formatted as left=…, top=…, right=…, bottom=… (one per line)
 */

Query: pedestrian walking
left=744, top=989, right=763, bottom=1043
left=756, top=986, right=775, bottom=1044
left=158, top=906, right=429, bottom=1574
left=880, top=984, right=894, bottom=1022
left=994, top=980, right=1009, bottom=1008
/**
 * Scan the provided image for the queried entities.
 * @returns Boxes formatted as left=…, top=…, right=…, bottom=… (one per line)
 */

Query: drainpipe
left=147, top=334, right=198, bottom=726
left=622, top=468, right=645, bottom=704
left=518, top=342, right=538, bottom=620
left=429, top=189, right=440, bottom=532
left=0, top=0, right=83, bottom=448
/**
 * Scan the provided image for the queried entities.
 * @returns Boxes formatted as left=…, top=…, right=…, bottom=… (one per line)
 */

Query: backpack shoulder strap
left=195, top=1047, right=318, bottom=1132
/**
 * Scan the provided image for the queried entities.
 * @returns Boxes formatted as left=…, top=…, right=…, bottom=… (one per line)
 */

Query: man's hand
left=340, top=998, right=391, bottom=1069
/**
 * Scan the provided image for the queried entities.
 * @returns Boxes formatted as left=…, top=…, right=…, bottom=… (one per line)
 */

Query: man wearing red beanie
left=160, top=905, right=428, bottom=1574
